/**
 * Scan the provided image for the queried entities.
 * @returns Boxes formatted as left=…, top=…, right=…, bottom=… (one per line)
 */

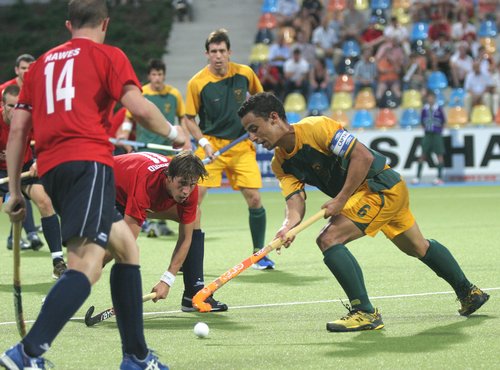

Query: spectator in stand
left=375, top=37, right=406, bottom=105
left=450, top=41, right=473, bottom=88
left=257, top=60, right=283, bottom=100
left=428, top=15, right=451, bottom=42
left=275, top=0, right=300, bottom=27
left=463, top=32, right=480, bottom=59
left=300, top=0, right=323, bottom=24
left=410, top=0, right=431, bottom=23
left=489, top=60, right=500, bottom=116
left=340, top=0, right=366, bottom=44
left=403, top=52, right=428, bottom=97
left=451, top=10, right=476, bottom=42
left=384, top=16, right=410, bottom=56
left=360, top=16, right=385, bottom=53
left=308, top=57, right=332, bottom=101
left=312, top=15, right=339, bottom=59
left=292, top=29, right=317, bottom=67
left=464, top=61, right=494, bottom=113
left=269, top=33, right=292, bottom=77
left=353, top=47, right=377, bottom=98
left=283, top=48, right=310, bottom=98
left=291, top=7, right=316, bottom=43
left=429, top=32, right=454, bottom=81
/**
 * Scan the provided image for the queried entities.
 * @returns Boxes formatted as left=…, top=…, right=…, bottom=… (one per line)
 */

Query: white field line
left=0, top=287, right=498, bottom=327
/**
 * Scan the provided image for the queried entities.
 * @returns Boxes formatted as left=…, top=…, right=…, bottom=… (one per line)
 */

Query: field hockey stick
left=109, top=138, right=182, bottom=152
left=0, top=171, right=32, bottom=185
left=192, top=209, right=326, bottom=312
left=12, top=221, right=27, bottom=337
left=201, top=133, right=249, bottom=165
left=84, top=292, right=157, bottom=327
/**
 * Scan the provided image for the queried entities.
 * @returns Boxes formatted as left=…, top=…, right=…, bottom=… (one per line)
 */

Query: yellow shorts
left=341, top=180, right=415, bottom=239
left=195, top=135, right=263, bottom=190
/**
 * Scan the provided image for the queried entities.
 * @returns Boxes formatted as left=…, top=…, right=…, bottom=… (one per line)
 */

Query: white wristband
left=160, top=271, right=175, bottom=287
left=167, top=125, right=179, bottom=141
left=198, top=137, right=209, bottom=148
left=121, top=121, right=133, bottom=132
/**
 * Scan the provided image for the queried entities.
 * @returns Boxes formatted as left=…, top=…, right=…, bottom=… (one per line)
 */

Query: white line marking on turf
left=0, top=287, right=497, bottom=327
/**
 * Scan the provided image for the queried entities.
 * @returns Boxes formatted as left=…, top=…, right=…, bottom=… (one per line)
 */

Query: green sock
left=437, top=163, right=443, bottom=179
left=416, top=161, right=423, bottom=178
left=249, top=207, right=266, bottom=252
left=420, top=239, right=472, bottom=299
left=323, top=245, right=374, bottom=313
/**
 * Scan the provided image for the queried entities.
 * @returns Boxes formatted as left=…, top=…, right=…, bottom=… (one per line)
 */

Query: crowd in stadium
left=250, top=0, right=500, bottom=127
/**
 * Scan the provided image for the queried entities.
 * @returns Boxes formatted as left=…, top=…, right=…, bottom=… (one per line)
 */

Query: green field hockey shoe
left=327, top=308, right=384, bottom=332
left=458, top=286, right=490, bottom=316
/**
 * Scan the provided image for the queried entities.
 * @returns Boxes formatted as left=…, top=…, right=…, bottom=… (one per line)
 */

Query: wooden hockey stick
left=13, top=221, right=26, bottom=337
left=192, top=209, right=326, bottom=312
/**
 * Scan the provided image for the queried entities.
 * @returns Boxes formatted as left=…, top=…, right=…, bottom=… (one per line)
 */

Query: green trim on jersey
left=280, top=145, right=400, bottom=199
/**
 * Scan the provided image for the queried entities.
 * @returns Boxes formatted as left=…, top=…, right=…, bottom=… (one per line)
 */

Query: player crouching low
left=104, top=150, right=227, bottom=312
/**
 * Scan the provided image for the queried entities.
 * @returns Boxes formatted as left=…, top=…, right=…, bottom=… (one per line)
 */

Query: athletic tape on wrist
left=167, top=125, right=178, bottom=141
left=160, top=271, right=175, bottom=287
left=121, top=121, right=133, bottom=132
left=198, top=137, right=209, bottom=148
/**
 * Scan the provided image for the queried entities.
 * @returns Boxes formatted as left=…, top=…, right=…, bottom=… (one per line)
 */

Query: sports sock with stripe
left=41, top=214, right=64, bottom=264
left=420, top=239, right=472, bottom=299
left=182, top=229, right=205, bottom=298
left=110, top=263, right=148, bottom=359
left=323, top=244, right=375, bottom=313
left=249, top=207, right=266, bottom=252
left=22, top=269, right=91, bottom=357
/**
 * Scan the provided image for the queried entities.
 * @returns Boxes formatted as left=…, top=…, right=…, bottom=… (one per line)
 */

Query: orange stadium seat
left=258, top=13, right=277, bottom=30
left=375, top=108, right=398, bottom=129
left=495, top=109, right=500, bottom=125
left=480, top=37, right=496, bottom=55
left=331, top=109, right=350, bottom=128
left=447, top=107, right=468, bottom=128
left=328, top=0, right=346, bottom=12
left=393, top=0, right=411, bottom=9
left=334, top=74, right=354, bottom=93
left=354, top=88, right=376, bottom=109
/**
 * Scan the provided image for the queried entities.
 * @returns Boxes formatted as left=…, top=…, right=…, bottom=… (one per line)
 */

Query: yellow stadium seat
left=470, top=104, right=493, bottom=125
left=354, top=0, right=369, bottom=10
left=401, top=89, right=423, bottom=109
left=394, top=7, right=411, bottom=25
left=447, top=107, right=468, bottom=128
left=480, top=37, right=496, bottom=55
left=354, top=88, right=376, bottom=109
left=249, top=43, right=270, bottom=64
left=284, top=92, right=307, bottom=113
left=375, top=108, right=398, bottom=129
left=331, top=109, right=349, bottom=128
left=331, top=92, right=353, bottom=110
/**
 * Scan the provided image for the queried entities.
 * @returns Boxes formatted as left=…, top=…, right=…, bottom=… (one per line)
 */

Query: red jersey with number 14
left=17, top=38, right=141, bottom=176
left=114, top=152, right=198, bottom=225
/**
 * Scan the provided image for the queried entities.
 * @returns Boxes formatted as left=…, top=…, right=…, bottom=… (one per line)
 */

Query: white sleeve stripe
left=330, top=130, right=355, bottom=157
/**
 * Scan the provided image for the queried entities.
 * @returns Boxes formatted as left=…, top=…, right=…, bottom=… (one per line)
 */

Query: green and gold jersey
left=186, top=62, right=263, bottom=140
left=126, top=83, right=185, bottom=154
left=272, top=117, right=399, bottom=200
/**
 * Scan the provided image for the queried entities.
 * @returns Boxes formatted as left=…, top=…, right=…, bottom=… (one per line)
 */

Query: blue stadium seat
left=448, top=88, right=465, bottom=107
left=410, top=22, right=429, bottom=42
left=400, top=108, right=421, bottom=129
left=307, top=91, right=330, bottom=115
left=370, top=0, right=391, bottom=10
left=478, top=20, right=497, bottom=38
left=351, top=109, right=374, bottom=129
left=433, top=88, right=446, bottom=106
left=342, top=39, right=361, bottom=58
left=427, top=71, right=448, bottom=90
left=371, top=8, right=388, bottom=27
left=325, top=57, right=336, bottom=76
left=286, top=111, right=301, bottom=124
left=261, top=0, right=278, bottom=13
